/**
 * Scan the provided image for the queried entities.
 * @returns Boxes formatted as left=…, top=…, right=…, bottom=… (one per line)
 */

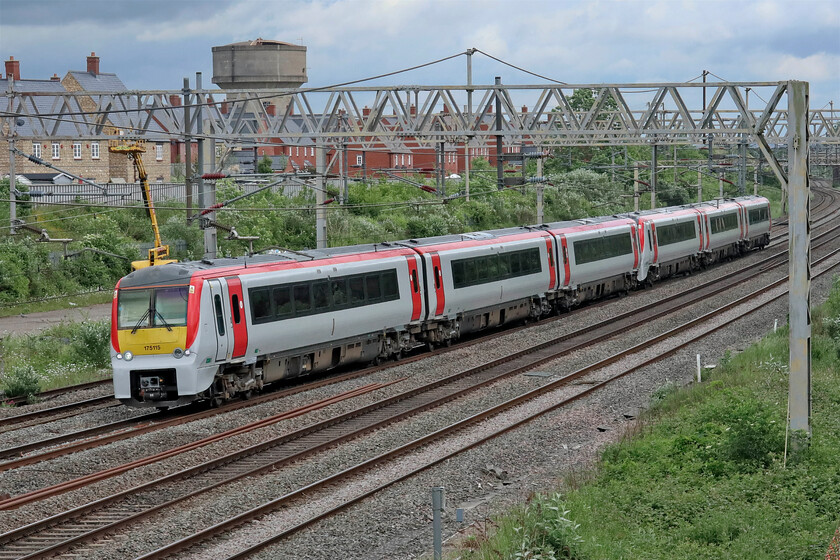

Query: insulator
left=527, top=177, right=548, bottom=183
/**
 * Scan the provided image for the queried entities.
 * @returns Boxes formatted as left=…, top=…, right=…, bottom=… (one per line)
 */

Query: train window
left=273, top=287, right=293, bottom=318
left=350, top=276, right=365, bottom=304
left=499, top=255, right=511, bottom=276
left=331, top=279, right=348, bottom=307
left=434, top=266, right=441, bottom=290
left=749, top=207, right=769, bottom=224
left=213, top=294, right=225, bottom=336
left=382, top=270, right=399, bottom=300
left=248, top=268, right=400, bottom=323
left=155, top=287, right=189, bottom=327
left=118, top=288, right=152, bottom=329
left=573, top=233, right=632, bottom=265
left=452, top=261, right=465, bottom=287
left=313, top=281, right=331, bottom=310
left=293, top=284, right=312, bottom=314
left=366, top=275, right=382, bottom=302
left=249, top=288, right=272, bottom=324
left=231, top=294, right=241, bottom=324
left=710, top=212, right=739, bottom=234
left=451, top=247, right=542, bottom=289
left=510, top=252, right=521, bottom=274
left=411, top=269, right=419, bottom=293
left=657, top=221, right=696, bottom=246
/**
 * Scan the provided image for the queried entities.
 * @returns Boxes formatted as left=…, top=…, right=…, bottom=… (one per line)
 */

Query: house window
left=52, top=142, right=60, bottom=160
left=91, top=142, right=100, bottom=159
left=155, top=143, right=163, bottom=161
left=295, top=147, right=299, bottom=156
left=356, top=155, right=363, bottom=166
left=32, top=142, right=41, bottom=158
left=407, top=155, right=411, bottom=165
left=73, top=142, right=82, bottom=159
left=400, top=154, right=405, bottom=166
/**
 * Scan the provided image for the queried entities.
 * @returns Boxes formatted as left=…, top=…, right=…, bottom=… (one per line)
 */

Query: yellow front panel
left=118, top=326, right=187, bottom=355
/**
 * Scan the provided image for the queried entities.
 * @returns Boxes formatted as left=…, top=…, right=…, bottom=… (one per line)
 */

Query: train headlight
left=173, top=348, right=184, bottom=359
left=123, top=351, right=134, bottom=362
left=116, top=353, right=123, bottom=360
left=184, top=349, right=191, bottom=356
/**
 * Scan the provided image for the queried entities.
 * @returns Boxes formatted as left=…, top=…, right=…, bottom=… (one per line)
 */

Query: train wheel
left=392, top=351, right=402, bottom=362
left=210, top=395, right=224, bottom=408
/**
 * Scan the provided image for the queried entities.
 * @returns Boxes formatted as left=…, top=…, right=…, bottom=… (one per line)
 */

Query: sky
left=1, top=0, right=838, bottom=111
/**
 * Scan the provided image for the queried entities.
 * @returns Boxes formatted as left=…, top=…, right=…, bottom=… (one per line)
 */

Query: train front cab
left=111, top=271, right=224, bottom=408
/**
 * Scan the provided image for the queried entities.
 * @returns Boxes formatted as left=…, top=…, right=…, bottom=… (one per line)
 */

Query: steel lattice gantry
left=2, top=81, right=839, bottom=146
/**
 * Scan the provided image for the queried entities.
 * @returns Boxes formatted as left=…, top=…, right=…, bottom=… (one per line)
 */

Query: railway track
left=139, top=240, right=840, bottom=560
left=2, top=200, right=839, bottom=558
left=3, top=188, right=840, bottom=472
left=0, top=183, right=834, bottom=559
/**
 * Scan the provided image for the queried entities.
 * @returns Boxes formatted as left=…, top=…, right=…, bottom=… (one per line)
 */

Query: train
left=111, top=195, right=771, bottom=408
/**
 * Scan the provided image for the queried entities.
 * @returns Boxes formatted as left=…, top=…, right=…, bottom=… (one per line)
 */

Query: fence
left=25, top=181, right=310, bottom=207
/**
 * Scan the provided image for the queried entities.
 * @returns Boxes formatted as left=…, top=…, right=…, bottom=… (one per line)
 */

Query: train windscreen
left=118, top=286, right=189, bottom=329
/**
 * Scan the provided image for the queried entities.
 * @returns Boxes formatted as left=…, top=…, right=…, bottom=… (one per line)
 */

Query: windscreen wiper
left=154, top=309, right=173, bottom=332
left=131, top=308, right=151, bottom=334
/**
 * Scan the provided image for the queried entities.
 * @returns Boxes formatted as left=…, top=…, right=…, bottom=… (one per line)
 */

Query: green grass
left=0, top=290, right=112, bottom=318
left=0, top=320, right=111, bottom=398
left=458, top=280, right=840, bottom=560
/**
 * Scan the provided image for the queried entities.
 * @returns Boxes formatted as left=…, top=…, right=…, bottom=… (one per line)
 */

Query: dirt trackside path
left=0, top=303, right=112, bottom=336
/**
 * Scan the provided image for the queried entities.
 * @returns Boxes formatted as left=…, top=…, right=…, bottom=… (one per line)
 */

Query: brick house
left=1, top=54, right=171, bottom=184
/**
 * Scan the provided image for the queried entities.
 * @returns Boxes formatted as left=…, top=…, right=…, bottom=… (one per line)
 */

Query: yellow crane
left=109, top=139, right=176, bottom=269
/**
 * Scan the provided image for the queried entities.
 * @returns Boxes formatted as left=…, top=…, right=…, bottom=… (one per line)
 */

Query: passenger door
left=207, top=279, right=231, bottom=362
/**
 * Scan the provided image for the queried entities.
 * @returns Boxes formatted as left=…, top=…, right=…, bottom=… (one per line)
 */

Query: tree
left=257, top=155, right=273, bottom=174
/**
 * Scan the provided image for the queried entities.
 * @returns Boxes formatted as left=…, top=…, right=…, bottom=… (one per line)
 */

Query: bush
left=1, top=364, right=41, bottom=399
left=71, top=321, right=111, bottom=368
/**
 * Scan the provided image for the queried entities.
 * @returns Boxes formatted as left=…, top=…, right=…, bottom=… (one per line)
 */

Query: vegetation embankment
left=0, top=320, right=111, bottom=400
left=456, top=281, right=840, bottom=560
left=0, top=146, right=783, bottom=306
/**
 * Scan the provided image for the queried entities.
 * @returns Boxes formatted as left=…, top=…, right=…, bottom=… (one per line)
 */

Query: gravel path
left=0, top=303, right=111, bottom=336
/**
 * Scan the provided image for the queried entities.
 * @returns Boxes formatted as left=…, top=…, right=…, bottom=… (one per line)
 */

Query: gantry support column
left=316, top=142, right=327, bottom=249
left=788, top=80, right=811, bottom=438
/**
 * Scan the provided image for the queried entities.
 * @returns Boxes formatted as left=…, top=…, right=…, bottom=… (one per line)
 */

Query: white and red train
left=111, top=195, right=771, bottom=408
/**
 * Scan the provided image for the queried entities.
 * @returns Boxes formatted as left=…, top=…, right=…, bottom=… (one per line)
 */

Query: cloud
left=1, top=0, right=837, bottom=106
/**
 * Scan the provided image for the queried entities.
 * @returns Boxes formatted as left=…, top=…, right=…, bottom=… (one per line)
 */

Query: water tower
left=212, top=38, right=307, bottom=112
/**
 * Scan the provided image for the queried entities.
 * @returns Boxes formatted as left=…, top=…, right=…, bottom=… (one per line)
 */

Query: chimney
left=169, top=94, right=182, bottom=106
left=221, top=101, right=229, bottom=114
left=87, top=52, right=99, bottom=75
left=362, top=106, right=371, bottom=117
left=410, top=105, right=416, bottom=116
left=266, top=104, right=276, bottom=116
left=5, top=56, right=20, bottom=81
left=50, top=73, right=60, bottom=82
left=522, top=105, right=528, bottom=113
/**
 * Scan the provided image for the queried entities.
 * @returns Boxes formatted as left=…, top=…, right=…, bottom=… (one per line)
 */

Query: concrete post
left=342, top=141, right=348, bottom=204
left=634, top=163, right=640, bottom=212
left=464, top=142, right=470, bottom=202
left=197, top=73, right=215, bottom=259
left=432, top=487, right=445, bottom=560
left=738, top=136, right=747, bottom=195
left=183, top=78, right=192, bottom=222
left=8, top=138, right=15, bottom=234
left=697, top=169, right=703, bottom=203
left=650, top=144, right=657, bottom=209
left=495, top=77, right=503, bottom=190
left=787, top=80, right=811, bottom=438
left=316, top=142, right=327, bottom=249
left=536, top=154, right=544, bottom=223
